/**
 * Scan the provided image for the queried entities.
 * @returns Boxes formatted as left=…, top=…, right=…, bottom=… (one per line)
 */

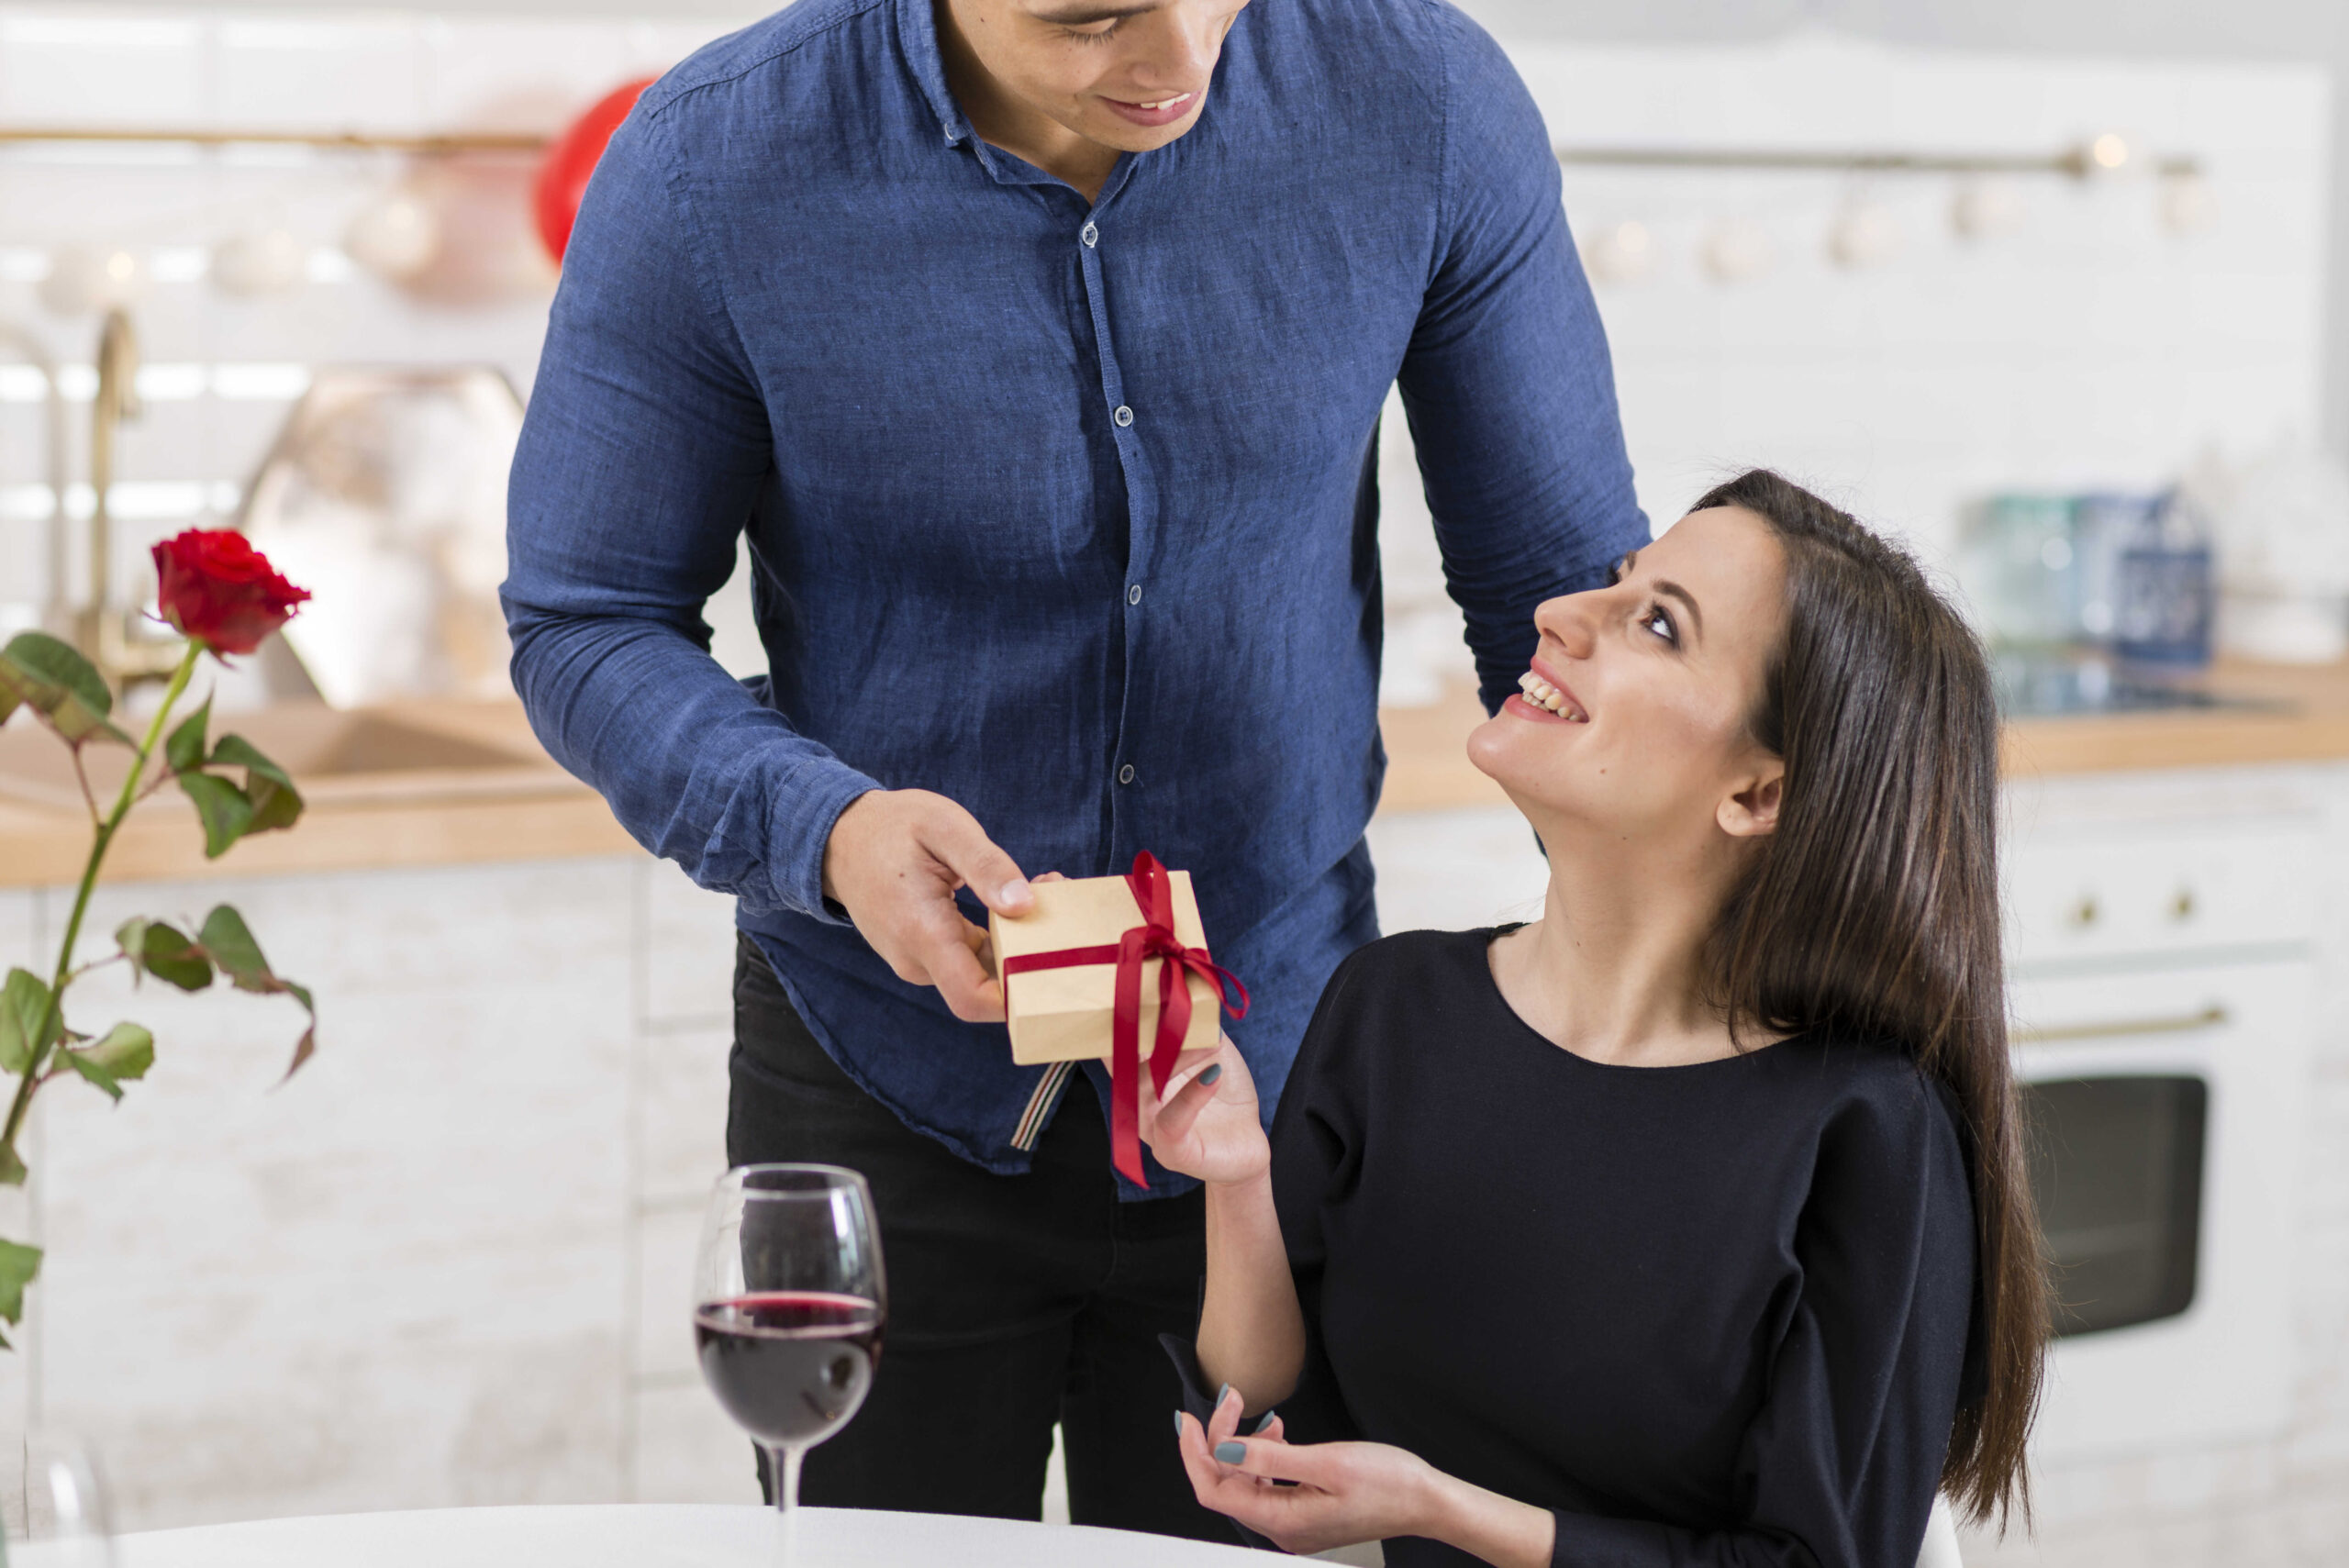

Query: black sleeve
left=1545, top=1078, right=1977, bottom=1568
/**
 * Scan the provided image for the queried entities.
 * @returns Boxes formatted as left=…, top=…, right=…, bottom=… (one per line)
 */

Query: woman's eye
left=1641, top=604, right=1677, bottom=646
left=1066, top=18, right=1127, bottom=41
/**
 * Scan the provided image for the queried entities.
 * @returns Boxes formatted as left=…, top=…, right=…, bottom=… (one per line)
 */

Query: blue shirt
left=503, top=0, right=1645, bottom=1196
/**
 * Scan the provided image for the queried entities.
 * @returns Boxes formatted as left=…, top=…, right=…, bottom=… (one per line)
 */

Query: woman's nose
left=1533, top=593, right=1598, bottom=658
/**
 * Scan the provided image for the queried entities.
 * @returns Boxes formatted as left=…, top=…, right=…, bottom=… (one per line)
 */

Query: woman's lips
left=1101, top=91, right=1198, bottom=128
left=1502, top=693, right=1575, bottom=726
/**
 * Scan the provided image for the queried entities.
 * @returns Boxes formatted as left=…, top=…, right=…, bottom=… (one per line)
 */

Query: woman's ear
left=1718, top=762, right=1785, bottom=840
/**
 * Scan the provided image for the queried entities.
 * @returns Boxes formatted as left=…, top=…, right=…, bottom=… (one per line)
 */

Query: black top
left=1252, top=929, right=1978, bottom=1568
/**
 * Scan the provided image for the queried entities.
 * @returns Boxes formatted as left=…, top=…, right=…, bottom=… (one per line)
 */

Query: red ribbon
left=1000, top=852, right=1249, bottom=1186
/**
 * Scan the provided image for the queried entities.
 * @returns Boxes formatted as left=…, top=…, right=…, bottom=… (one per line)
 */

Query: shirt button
left=1114, top=405, right=1134, bottom=428
left=1118, top=764, right=1136, bottom=785
left=1081, top=221, right=1099, bottom=248
left=1127, top=584, right=1142, bottom=606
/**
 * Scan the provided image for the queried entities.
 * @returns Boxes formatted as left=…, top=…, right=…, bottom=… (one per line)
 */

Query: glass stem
left=770, top=1445, right=803, bottom=1565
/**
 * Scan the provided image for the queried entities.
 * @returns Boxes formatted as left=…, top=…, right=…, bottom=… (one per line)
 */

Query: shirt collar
left=895, top=0, right=971, bottom=146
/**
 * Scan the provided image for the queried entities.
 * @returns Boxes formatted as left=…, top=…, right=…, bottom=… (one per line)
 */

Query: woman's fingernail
left=1174, top=1411, right=1186, bottom=1436
left=1214, top=1441, right=1247, bottom=1464
left=1216, top=1383, right=1232, bottom=1407
left=1252, top=1411, right=1276, bottom=1434
left=1002, top=879, right=1031, bottom=906
left=1200, top=1064, right=1222, bottom=1085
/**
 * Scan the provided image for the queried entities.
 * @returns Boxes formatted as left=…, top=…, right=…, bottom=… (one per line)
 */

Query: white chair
left=1919, top=1494, right=1966, bottom=1568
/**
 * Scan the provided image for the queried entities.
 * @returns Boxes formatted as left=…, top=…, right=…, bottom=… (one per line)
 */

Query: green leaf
left=165, top=696, right=211, bottom=774
left=0, top=1145, right=25, bottom=1189
left=195, top=906, right=317, bottom=1082
left=0, top=1238, right=42, bottom=1328
left=61, top=1022, right=153, bottom=1101
left=211, top=733, right=303, bottom=836
left=0, top=968, right=58, bottom=1075
left=178, top=772, right=254, bottom=859
left=0, top=632, right=128, bottom=746
left=118, top=918, right=212, bottom=993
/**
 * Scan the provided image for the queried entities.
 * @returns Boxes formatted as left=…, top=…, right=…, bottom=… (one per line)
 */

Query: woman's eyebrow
left=1654, top=580, right=1705, bottom=641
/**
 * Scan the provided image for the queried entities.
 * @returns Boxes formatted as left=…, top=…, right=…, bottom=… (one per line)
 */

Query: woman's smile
left=1507, top=662, right=1588, bottom=724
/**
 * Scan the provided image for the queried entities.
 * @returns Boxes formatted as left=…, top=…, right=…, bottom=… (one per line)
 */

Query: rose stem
left=0, top=639, right=204, bottom=1165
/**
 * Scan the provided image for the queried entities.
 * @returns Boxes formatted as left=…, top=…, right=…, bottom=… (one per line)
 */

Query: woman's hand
left=1137, top=1032, right=1269, bottom=1186
left=1175, top=1388, right=1558, bottom=1568
left=1174, top=1387, right=1441, bottom=1556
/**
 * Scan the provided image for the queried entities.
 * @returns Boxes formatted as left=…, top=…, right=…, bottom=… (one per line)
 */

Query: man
left=503, top=0, right=1644, bottom=1540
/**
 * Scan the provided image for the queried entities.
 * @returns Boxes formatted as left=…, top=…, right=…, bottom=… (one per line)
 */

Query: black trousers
left=727, top=934, right=1228, bottom=1540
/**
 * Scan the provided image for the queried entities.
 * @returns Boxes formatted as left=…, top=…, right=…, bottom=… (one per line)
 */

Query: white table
left=25, top=1505, right=1273, bottom=1568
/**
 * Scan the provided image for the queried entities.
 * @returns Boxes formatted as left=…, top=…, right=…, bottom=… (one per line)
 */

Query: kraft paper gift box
left=988, top=866, right=1222, bottom=1067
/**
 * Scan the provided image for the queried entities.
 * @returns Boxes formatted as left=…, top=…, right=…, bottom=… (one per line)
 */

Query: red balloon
left=533, top=78, right=657, bottom=266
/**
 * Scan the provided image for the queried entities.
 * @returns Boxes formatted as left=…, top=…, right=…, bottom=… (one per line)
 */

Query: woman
left=1139, top=472, right=2046, bottom=1567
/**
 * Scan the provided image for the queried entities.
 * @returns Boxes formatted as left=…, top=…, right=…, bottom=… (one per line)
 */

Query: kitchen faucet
left=77, top=307, right=180, bottom=685
left=0, top=321, right=69, bottom=639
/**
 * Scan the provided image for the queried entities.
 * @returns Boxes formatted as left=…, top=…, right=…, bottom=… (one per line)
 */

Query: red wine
left=696, top=1292, right=884, bottom=1447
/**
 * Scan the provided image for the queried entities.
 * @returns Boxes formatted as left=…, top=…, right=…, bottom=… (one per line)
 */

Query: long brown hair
left=1692, top=470, right=2045, bottom=1529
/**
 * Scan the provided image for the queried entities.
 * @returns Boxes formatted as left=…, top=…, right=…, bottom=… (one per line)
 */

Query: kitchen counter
left=8, top=658, right=2349, bottom=887
left=0, top=697, right=634, bottom=889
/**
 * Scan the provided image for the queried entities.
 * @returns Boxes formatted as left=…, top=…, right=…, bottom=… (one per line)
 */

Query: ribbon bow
left=1000, top=852, right=1249, bottom=1185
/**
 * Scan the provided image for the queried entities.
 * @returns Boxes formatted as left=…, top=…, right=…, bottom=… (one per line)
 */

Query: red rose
left=151, top=528, right=311, bottom=656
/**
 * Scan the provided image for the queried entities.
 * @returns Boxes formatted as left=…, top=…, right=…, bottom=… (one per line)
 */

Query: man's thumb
left=929, top=809, right=1033, bottom=916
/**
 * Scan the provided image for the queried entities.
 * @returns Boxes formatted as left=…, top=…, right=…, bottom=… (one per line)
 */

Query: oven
left=2005, top=808, right=2319, bottom=1462
left=2011, top=960, right=2311, bottom=1458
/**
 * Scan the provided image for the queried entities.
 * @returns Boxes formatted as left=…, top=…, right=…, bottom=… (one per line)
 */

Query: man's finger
left=923, top=811, right=1033, bottom=917
left=922, top=918, right=1008, bottom=1022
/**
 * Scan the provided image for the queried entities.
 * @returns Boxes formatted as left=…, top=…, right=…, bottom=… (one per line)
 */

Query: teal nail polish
left=1252, top=1411, right=1276, bottom=1434
left=1200, top=1063, right=1222, bottom=1084
left=1214, top=1441, right=1247, bottom=1464
left=1216, top=1383, right=1232, bottom=1407
left=1174, top=1411, right=1186, bottom=1436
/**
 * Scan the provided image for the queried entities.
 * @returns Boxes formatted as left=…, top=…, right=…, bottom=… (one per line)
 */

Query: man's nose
left=1134, top=4, right=1224, bottom=88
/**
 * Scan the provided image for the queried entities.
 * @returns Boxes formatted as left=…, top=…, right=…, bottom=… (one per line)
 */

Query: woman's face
left=1466, top=505, right=1790, bottom=852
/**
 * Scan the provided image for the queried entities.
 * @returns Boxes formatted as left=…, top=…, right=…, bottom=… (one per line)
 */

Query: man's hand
left=821, top=789, right=1034, bottom=1022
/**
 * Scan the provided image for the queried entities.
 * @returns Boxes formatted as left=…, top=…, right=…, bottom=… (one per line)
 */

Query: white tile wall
left=1375, top=34, right=2332, bottom=701
left=0, top=2, right=763, bottom=633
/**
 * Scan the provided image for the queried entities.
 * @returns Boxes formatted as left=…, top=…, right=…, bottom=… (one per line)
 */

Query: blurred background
left=0, top=1, right=2342, bottom=1565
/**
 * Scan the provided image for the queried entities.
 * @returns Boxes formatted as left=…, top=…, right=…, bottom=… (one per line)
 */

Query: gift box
left=989, top=852, right=1247, bottom=1185
left=990, top=864, right=1219, bottom=1065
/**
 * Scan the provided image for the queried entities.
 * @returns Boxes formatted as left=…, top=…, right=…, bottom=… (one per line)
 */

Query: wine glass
left=6, top=1430, right=117, bottom=1567
left=694, top=1163, right=887, bottom=1560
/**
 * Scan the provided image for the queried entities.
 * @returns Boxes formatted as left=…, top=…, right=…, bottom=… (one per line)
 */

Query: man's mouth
left=1515, top=668, right=1588, bottom=722
left=1101, top=91, right=1199, bottom=125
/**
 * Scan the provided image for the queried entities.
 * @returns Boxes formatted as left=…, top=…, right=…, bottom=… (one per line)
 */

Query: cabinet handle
left=2170, top=888, right=2196, bottom=922
left=2067, top=895, right=2099, bottom=929
left=2012, top=1005, right=2229, bottom=1046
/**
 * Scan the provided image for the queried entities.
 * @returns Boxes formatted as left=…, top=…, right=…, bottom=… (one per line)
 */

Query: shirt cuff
left=1546, top=1507, right=1683, bottom=1568
left=771, top=759, right=882, bottom=925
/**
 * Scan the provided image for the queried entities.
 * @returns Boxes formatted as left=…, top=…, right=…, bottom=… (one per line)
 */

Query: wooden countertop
left=0, top=698, right=636, bottom=890
left=7, top=658, right=2349, bottom=888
